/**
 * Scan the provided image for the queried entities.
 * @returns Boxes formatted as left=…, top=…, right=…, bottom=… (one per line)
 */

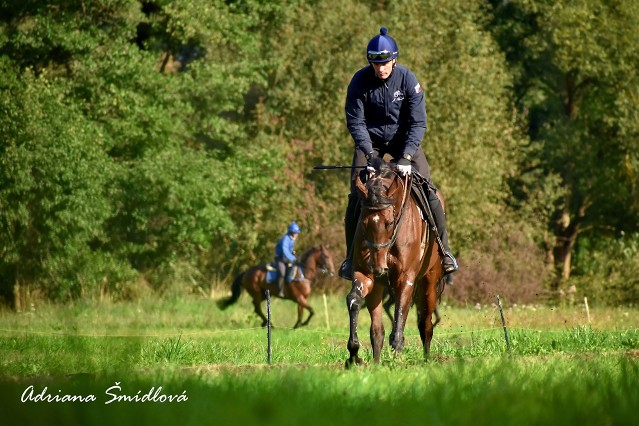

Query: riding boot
left=339, top=194, right=359, bottom=280
left=275, top=276, right=285, bottom=298
left=426, top=186, right=459, bottom=274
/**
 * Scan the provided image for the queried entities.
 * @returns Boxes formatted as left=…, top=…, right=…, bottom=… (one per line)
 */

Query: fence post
left=266, top=289, right=272, bottom=364
left=323, top=293, right=330, bottom=331
left=497, top=295, right=511, bottom=354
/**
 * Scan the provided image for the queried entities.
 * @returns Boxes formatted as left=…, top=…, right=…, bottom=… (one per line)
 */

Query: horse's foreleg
left=382, top=288, right=395, bottom=322
left=293, top=296, right=314, bottom=328
left=345, top=276, right=371, bottom=368
left=302, top=303, right=314, bottom=327
left=389, top=281, right=415, bottom=354
left=366, top=284, right=385, bottom=364
left=294, top=303, right=303, bottom=329
left=253, top=300, right=269, bottom=328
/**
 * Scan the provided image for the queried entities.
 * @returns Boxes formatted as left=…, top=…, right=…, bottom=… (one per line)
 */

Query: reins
left=299, top=247, right=331, bottom=278
left=365, top=172, right=411, bottom=251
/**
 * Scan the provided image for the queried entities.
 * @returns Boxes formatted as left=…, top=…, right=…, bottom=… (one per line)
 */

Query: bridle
left=317, top=250, right=330, bottom=274
left=363, top=172, right=411, bottom=252
left=302, top=247, right=332, bottom=276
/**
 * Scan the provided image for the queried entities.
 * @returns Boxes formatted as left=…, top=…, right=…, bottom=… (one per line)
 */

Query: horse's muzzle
left=372, top=267, right=388, bottom=277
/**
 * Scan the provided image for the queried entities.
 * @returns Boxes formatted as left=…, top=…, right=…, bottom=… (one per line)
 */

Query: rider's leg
left=426, top=187, right=458, bottom=274
left=339, top=194, right=359, bottom=280
left=276, top=261, right=286, bottom=297
left=409, top=149, right=457, bottom=274
left=339, top=150, right=367, bottom=280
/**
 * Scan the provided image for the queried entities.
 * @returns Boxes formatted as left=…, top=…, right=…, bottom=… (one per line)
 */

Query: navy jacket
left=345, top=64, right=427, bottom=158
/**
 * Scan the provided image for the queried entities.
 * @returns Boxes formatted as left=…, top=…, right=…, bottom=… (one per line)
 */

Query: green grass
left=1, top=293, right=638, bottom=425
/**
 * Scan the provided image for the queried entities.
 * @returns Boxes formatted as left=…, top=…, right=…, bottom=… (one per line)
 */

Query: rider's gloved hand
left=366, top=151, right=385, bottom=173
left=397, top=157, right=412, bottom=176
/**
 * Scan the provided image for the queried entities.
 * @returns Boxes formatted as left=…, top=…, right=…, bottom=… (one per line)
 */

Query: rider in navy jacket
left=339, top=27, right=458, bottom=280
left=346, top=63, right=426, bottom=164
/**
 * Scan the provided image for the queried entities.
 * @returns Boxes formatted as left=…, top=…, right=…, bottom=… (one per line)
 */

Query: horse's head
left=355, top=167, right=405, bottom=277
left=316, top=244, right=336, bottom=277
left=300, top=245, right=336, bottom=279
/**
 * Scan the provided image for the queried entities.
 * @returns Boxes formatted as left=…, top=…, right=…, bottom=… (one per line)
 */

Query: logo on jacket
left=414, top=83, right=422, bottom=94
left=392, top=90, right=404, bottom=103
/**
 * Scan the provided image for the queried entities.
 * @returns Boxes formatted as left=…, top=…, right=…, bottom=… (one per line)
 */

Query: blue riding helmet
left=288, top=221, right=301, bottom=234
left=366, top=27, right=399, bottom=63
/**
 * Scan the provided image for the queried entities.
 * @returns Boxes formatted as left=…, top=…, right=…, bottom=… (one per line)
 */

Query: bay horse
left=218, top=245, right=335, bottom=328
left=345, top=162, right=446, bottom=367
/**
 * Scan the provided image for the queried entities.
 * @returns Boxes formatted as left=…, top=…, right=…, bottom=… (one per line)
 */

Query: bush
left=446, top=223, right=552, bottom=306
left=568, top=234, right=639, bottom=305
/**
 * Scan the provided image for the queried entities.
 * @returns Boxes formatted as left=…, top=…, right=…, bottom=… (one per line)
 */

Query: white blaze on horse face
left=372, top=214, right=380, bottom=223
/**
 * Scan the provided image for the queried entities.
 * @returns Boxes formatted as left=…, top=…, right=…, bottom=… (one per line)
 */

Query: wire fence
left=0, top=325, right=636, bottom=339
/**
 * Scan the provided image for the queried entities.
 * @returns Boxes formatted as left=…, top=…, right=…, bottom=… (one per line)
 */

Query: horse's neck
left=300, top=250, right=318, bottom=280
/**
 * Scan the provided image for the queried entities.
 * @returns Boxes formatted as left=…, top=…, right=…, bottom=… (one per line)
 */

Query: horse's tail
left=217, top=272, right=244, bottom=310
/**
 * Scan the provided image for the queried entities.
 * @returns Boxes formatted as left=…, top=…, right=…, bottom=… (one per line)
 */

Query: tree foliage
left=0, top=0, right=637, bottom=305
left=490, top=0, right=639, bottom=285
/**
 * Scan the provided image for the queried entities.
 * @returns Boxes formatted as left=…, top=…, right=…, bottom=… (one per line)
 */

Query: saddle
left=265, top=262, right=305, bottom=284
left=409, top=172, right=438, bottom=232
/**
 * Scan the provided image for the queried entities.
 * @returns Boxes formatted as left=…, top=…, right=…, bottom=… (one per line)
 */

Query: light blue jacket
left=275, top=234, right=296, bottom=264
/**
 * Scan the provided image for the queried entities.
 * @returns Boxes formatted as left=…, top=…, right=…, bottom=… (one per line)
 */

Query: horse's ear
left=355, top=174, right=367, bottom=199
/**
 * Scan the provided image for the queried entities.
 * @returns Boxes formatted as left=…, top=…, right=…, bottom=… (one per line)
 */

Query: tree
left=0, top=0, right=290, bottom=301
left=0, top=68, right=124, bottom=302
left=489, top=0, right=639, bottom=287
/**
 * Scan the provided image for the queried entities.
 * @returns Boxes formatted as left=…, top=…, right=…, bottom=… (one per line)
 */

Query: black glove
left=397, top=158, right=411, bottom=167
left=366, top=152, right=385, bottom=171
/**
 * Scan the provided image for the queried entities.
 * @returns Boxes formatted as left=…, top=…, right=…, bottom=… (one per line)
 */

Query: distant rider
left=274, top=221, right=301, bottom=297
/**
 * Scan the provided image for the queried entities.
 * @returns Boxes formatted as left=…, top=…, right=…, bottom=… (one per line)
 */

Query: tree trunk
left=550, top=199, right=589, bottom=290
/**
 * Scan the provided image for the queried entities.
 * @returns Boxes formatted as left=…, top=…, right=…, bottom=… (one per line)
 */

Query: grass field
left=1, top=291, right=638, bottom=425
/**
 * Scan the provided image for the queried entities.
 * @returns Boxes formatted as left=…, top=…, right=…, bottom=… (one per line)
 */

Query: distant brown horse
left=345, top=163, right=446, bottom=367
left=218, top=245, right=335, bottom=328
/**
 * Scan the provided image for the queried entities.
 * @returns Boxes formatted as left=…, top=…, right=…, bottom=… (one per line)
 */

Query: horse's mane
left=299, top=246, right=318, bottom=265
left=363, top=167, right=398, bottom=209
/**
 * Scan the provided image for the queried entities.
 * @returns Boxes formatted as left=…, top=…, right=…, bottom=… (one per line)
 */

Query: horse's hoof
left=345, top=356, right=364, bottom=369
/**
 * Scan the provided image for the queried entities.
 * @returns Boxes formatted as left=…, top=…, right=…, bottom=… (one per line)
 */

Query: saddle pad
left=265, top=262, right=278, bottom=284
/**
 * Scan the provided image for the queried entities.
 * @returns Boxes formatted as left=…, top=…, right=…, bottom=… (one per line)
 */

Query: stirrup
left=338, top=259, right=353, bottom=281
left=443, top=253, right=458, bottom=274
